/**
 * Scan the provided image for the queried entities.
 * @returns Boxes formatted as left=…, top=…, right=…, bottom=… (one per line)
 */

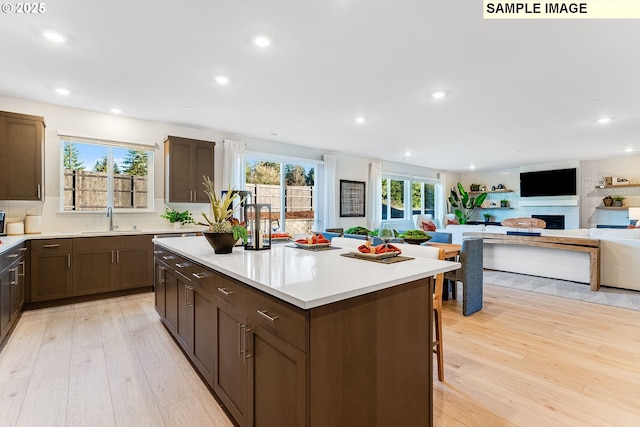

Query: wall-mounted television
left=520, top=168, right=577, bottom=197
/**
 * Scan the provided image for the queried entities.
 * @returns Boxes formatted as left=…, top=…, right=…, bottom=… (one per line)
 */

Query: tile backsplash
left=0, top=200, right=43, bottom=223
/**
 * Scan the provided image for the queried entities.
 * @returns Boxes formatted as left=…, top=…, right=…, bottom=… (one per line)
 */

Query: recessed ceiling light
left=110, top=108, right=121, bottom=114
left=431, top=91, right=446, bottom=100
left=597, top=117, right=611, bottom=124
left=404, top=151, right=412, bottom=157
left=469, top=165, right=476, bottom=170
left=625, top=147, right=634, bottom=153
left=43, top=31, right=67, bottom=43
left=55, top=88, right=70, bottom=95
left=354, top=116, right=366, bottom=124
left=215, top=75, right=230, bottom=85
left=253, top=35, right=272, bottom=48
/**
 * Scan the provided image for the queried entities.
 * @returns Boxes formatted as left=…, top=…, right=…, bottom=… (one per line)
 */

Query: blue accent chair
left=425, top=231, right=453, bottom=244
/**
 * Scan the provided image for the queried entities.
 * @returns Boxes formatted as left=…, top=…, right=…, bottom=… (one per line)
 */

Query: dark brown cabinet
left=0, top=111, right=45, bottom=201
left=156, top=246, right=307, bottom=427
left=30, top=239, right=73, bottom=302
left=164, top=136, right=215, bottom=203
left=31, top=235, right=153, bottom=303
left=1, top=243, right=27, bottom=344
left=73, top=235, right=153, bottom=295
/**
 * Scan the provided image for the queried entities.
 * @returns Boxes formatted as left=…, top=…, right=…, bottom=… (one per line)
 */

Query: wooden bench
left=465, top=232, right=601, bottom=291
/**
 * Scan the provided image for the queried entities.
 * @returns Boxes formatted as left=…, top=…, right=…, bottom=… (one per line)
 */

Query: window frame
left=244, top=151, right=324, bottom=233
left=58, top=135, right=155, bottom=213
left=381, top=174, right=438, bottom=222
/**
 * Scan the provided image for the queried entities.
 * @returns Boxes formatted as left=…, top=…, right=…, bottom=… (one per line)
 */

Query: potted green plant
left=612, top=195, right=625, bottom=207
left=448, top=182, right=487, bottom=224
left=199, top=176, right=248, bottom=253
left=500, top=199, right=509, bottom=208
left=483, top=212, right=493, bottom=223
left=160, top=208, right=194, bottom=228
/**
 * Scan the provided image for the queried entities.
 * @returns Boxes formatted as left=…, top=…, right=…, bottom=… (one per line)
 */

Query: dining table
left=422, top=242, right=461, bottom=259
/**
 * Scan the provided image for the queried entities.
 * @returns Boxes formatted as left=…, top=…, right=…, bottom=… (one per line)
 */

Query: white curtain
left=367, top=162, right=383, bottom=230
left=221, top=139, right=246, bottom=190
left=435, top=172, right=447, bottom=228
left=322, top=155, right=337, bottom=228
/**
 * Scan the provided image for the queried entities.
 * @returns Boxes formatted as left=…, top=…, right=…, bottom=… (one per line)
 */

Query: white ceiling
left=1, top=1, right=639, bottom=172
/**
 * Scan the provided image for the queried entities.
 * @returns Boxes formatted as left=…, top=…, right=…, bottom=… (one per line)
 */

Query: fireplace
left=532, top=214, right=565, bottom=230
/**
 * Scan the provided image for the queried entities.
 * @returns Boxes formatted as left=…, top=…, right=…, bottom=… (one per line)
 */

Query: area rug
left=483, top=269, right=640, bottom=312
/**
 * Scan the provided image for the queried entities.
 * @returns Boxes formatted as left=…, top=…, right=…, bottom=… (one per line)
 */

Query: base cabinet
left=154, top=244, right=432, bottom=427
left=31, top=239, right=73, bottom=302
left=31, top=236, right=153, bottom=303
left=1, top=243, right=27, bottom=346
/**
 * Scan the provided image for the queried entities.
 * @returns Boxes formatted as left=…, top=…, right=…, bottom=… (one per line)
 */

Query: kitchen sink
left=81, top=229, right=144, bottom=235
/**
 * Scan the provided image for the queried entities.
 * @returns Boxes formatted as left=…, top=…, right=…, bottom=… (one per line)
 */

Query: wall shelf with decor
left=469, top=190, right=513, bottom=194
left=480, top=207, right=513, bottom=210
left=595, top=206, right=629, bottom=210
left=595, top=184, right=640, bottom=189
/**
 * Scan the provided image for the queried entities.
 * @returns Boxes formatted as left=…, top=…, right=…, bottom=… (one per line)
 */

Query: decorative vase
left=613, top=200, right=623, bottom=207
left=603, top=196, right=613, bottom=207
left=203, top=231, right=237, bottom=254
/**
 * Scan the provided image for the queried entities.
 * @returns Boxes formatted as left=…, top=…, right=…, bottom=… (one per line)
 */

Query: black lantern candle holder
left=244, top=203, right=271, bottom=250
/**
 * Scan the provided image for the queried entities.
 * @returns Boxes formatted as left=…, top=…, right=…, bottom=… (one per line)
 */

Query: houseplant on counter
left=161, top=208, right=194, bottom=228
left=199, top=176, right=248, bottom=254
left=448, top=182, right=487, bottom=224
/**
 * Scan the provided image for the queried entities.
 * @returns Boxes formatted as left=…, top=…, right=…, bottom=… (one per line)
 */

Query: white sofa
left=443, top=224, right=640, bottom=291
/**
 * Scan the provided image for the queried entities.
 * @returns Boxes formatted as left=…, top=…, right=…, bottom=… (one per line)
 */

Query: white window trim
left=58, top=136, right=155, bottom=213
left=381, top=174, right=439, bottom=222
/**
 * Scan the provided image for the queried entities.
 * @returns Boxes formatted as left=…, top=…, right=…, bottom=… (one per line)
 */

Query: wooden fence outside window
left=63, top=170, right=148, bottom=211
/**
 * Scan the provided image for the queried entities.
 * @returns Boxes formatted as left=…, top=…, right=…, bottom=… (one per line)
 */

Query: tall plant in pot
left=199, top=176, right=248, bottom=254
left=448, top=182, right=487, bottom=224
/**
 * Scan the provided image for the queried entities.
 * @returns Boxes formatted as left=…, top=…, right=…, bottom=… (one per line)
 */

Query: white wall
left=460, top=157, right=640, bottom=229
left=0, top=96, right=442, bottom=233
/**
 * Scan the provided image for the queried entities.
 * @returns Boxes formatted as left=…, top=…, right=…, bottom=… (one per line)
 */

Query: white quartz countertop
left=153, top=236, right=461, bottom=309
left=0, top=227, right=204, bottom=255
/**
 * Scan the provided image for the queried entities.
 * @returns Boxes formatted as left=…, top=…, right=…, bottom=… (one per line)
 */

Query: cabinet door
left=0, top=268, right=11, bottom=338
left=165, top=137, right=194, bottom=203
left=31, top=240, right=73, bottom=302
left=72, top=237, right=114, bottom=296
left=163, top=264, right=179, bottom=334
left=191, top=284, right=215, bottom=387
left=113, top=235, right=153, bottom=290
left=0, top=112, right=44, bottom=201
left=192, top=141, right=214, bottom=203
left=10, top=260, right=25, bottom=321
left=247, top=322, right=307, bottom=427
left=176, top=271, right=194, bottom=353
left=213, top=300, right=248, bottom=427
left=154, top=257, right=167, bottom=318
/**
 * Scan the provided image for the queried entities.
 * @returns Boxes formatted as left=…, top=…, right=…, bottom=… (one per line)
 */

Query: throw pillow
left=446, top=218, right=459, bottom=225
left=421, top=220, right=436, bottom=232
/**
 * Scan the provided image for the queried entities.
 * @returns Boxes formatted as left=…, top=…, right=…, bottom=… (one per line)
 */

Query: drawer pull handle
left=162, top=255, right=175, bottom=260
left=7, top=254, right=18, bottom=258
left=217, top=287, right=233, bottom=296
left=44, top=244, right=60, bottom=248
left=192, top=272, right=206, bottom=279
left=19, top=247, right=27, bottom=252
left=175, top=262, right=189, bottom=268
left=256, top=310, right=279, bottom=322
left=153, top=250, right=163, bottom=254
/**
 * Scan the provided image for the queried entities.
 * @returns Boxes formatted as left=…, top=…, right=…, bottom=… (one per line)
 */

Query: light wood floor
left=435, top=284, right=640, bottom=427
left=0, top=293, right=233, bottom=427
left=1, top=286, right=640, bottom=427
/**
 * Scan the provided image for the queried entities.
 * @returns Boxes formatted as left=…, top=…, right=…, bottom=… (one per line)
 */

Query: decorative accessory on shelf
left=602, top=195, right=613, bottom=207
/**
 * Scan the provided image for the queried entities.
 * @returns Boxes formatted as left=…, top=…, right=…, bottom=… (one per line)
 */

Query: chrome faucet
left=106, top=206, right=116, bottom=231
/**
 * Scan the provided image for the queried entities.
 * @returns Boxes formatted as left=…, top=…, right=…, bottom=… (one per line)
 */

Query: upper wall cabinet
left=164, top=136, right=215, bottom=203
left=0, top=111, right=45, bottom=201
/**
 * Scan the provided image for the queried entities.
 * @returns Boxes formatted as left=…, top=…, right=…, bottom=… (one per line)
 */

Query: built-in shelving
left=469, top=190, right=514, bottom=194
left=595, top=184, right=640, bottom=189
left=595, top=206, right=628, bottom=210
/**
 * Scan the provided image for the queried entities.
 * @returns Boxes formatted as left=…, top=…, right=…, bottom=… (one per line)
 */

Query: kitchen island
left=153, top=236, right=460, bottom=427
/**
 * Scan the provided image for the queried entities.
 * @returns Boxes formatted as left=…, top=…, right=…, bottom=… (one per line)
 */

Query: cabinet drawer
left=247, top=289, right=307, bottom=352
left=31, top=239, right=72, bottom=255
left=213, top=272, right=246, bottom=308
left=2, top=244, right=27, bottom=269
left=187, top=263, right=214, bottom=295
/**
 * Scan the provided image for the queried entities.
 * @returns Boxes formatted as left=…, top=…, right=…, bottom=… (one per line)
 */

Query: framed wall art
left=339, top=180, right=366, bottom=217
